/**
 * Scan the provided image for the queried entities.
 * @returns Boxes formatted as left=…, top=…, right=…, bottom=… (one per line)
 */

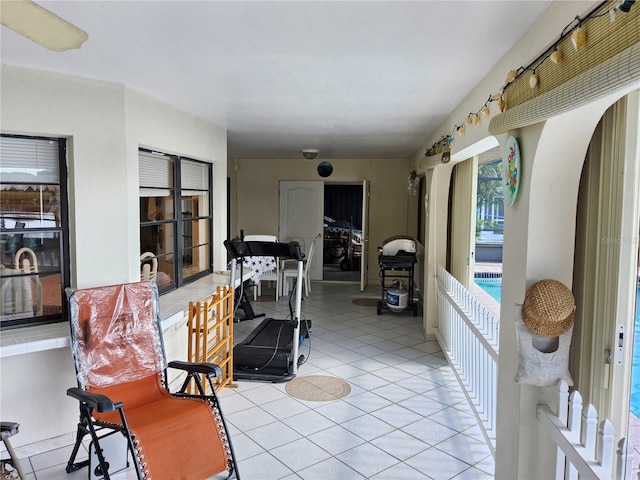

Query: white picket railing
left=435, top=265, right=500, bottom=454
left=537, top=380, right=634, bottom=480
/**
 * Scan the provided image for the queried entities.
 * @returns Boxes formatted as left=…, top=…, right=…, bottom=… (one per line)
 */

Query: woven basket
left=522, top=279, right=575, bottom=337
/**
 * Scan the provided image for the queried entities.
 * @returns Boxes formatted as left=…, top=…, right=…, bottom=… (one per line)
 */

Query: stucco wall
left=125, top=88, right=229, bottom=275
left=0, top=66, right=227, bottom=447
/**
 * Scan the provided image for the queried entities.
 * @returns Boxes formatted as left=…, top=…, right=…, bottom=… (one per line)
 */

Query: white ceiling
left=0, top=1, right=553, bottom=160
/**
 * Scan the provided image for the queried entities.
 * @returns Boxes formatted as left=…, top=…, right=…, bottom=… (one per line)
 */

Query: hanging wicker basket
left=522, top=279, right=575, bottom=337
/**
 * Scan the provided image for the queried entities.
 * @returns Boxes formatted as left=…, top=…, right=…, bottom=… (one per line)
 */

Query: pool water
left=629, top=285, right=640, bottom=416
left=475, top=277, right=502, bottom=303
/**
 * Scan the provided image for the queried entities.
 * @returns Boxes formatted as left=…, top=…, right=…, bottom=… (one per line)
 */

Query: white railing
left=537, top=380, right=634, bottom=480
left=435, top=265, right=500, bottom=454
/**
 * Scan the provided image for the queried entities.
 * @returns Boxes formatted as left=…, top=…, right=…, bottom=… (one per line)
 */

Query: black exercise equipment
left=234, top=282, right=264, bottom=321
left=224, top=240, right=311, bottom=382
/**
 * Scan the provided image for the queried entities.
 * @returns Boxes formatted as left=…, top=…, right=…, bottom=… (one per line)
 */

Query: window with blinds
left=0, top=134, right=69, bottom=329
left=139, top=149, right=212, bottom=291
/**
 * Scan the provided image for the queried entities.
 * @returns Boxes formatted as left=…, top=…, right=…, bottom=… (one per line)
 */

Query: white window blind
left=0, top=136, right=60, bottom=183
left=139, top=151, right=173, bottom=189
left=139, top=188, right=172, bottom=198
left=181, top=159, right=209, bottom=190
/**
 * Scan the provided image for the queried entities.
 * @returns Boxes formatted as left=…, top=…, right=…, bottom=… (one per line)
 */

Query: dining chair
left=243, top=234, right=280, bottom=301
left=282, top=238, right=315, bottom=297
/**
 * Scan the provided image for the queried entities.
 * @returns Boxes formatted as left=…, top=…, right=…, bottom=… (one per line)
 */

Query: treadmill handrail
left=224, top=240, right=304, bottom=261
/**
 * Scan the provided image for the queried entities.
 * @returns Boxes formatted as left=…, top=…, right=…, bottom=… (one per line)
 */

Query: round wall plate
left=503, top=136, right=520, bottom=207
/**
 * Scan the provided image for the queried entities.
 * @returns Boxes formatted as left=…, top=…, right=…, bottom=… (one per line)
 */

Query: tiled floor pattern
left=10, top=281, right=495, bottom=479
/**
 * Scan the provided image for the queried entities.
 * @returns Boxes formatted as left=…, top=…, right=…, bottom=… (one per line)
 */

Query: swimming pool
left=475, top=277, right=502, bottom=303
left=629, top=285, right=640, bottom=416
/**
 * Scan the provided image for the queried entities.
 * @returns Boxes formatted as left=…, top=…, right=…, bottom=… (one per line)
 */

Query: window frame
left=139, top=148, right=213, bottom=292
left=0, top=133, right=71, bottom=330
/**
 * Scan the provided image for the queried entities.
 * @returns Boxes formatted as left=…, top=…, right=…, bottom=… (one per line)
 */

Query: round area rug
left=285, top=375, right=351, bottom=402
left=352, top=297, right=379, bottom=307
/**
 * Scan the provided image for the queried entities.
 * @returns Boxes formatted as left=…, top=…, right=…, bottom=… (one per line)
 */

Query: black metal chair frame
left=1, top=422, right=27, bottom=480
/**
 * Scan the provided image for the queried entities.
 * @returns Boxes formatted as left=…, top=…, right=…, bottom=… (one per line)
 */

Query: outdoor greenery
left=476, top=160, right=504, bottom=236
left=477, top=161, right=502, bottom=209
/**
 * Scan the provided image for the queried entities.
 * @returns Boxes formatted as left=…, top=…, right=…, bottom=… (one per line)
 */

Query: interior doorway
left=323, top=183, right=363, bottom=282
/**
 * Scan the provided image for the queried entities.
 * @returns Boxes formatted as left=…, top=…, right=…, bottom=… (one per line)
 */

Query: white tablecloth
left=242, top=256, right=277, bottom=282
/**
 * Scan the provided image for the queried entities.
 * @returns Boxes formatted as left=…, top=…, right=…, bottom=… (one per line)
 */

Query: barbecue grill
left=377, top=235, right=418, bottom=316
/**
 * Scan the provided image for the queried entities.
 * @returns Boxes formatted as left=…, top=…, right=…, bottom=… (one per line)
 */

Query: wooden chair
left=282, top=238, right=315, bottom=297
left=243, top=235, right=280, bottom=301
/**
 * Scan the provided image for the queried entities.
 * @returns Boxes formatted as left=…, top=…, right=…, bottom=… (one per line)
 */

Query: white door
left=279, top=181, right=324, bottom=280
left=360, top=180, right=370, bottom=291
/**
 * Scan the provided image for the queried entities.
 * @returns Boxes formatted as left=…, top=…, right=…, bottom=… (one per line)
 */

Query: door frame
left=361, top=180, right=370, bottom=291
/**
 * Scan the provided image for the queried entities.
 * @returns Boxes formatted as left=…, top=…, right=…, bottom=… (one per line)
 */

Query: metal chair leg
left=1, top=423, right=26, bottom=480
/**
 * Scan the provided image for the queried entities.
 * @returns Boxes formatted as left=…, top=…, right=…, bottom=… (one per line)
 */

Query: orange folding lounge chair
left=65, top=281, right=239, bottom=479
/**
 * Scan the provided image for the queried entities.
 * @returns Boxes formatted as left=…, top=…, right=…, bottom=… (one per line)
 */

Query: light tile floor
left=11, top=281, right=495, bottom=479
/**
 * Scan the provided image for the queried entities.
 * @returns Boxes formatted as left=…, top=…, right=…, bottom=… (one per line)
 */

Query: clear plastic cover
left=68, top=281, right=167, bottom=388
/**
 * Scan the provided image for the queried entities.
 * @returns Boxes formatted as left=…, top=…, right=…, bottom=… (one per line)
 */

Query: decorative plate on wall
left=503, top=136, right=520, bottom=207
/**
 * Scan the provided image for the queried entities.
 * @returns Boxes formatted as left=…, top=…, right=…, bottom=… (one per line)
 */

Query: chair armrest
left=168, top=360, right=222, bottom=377
left=66, top=387, right=120, bottom=413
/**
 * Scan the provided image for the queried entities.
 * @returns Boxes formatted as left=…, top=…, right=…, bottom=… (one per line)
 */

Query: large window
left=139, top=149, right=213, bottom=292
left=0, top=134, right=70, bottom=329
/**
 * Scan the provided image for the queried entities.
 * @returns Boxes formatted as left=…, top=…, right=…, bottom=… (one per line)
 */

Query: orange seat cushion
left=93, top=374, right=228, bottom=478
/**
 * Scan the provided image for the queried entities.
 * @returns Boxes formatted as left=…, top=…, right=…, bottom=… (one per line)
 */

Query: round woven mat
left=285, top=375, right=351, bottom=401
left=352, top=298, right=379, bottom=307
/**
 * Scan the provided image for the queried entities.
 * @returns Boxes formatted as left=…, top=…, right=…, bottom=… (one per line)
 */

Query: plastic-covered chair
left=65, top=281, right=239, bottom=479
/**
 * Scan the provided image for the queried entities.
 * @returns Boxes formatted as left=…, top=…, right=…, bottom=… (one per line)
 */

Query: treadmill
left=224, top=239, right=311, bottom=382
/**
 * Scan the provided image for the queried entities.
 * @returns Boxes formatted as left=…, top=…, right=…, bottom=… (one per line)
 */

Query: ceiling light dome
left=301, top=149, right=319, bottom=160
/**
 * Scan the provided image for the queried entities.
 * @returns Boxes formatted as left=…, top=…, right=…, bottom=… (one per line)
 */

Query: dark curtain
left=324, top=184, right=363, bottom=229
